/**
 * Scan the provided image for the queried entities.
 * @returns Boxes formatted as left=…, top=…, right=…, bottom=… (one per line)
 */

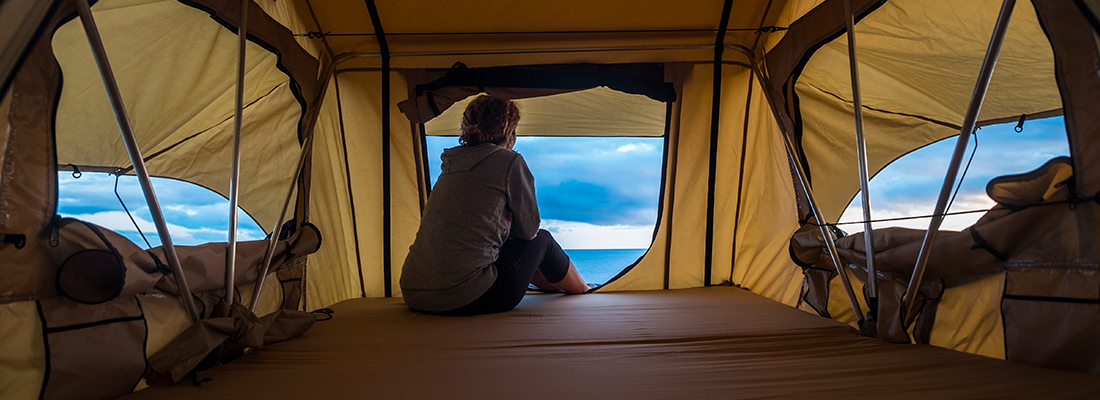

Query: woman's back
left=400, top=143, right=538, bottom=312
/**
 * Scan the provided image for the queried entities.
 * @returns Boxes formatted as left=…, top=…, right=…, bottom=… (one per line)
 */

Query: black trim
left=662, top=101, right=674, bottom=290
left=1003, top=294, right=1100, bottom=304
left=333, top=74, right=366, bottom=299
left=968, top=226, right=1009, bottom=261
left=653, top=102, right=673, bottom=244
left=704, top=0, right=735, bottom=287
left=44, top=315, right=147, bottom=334
left=730, top=72, right=755, bottom=283
left=808, top=83, right=962, bottom=131
left=419, top=122, right=432, bottom=198
left=1073, top=0, right=1100, bottom=34
left=300, top=28, right=779, bottom=37
left=364, top=0, right=393, bottom=297
left=416, top=63, right=676, bottom=103
left=426, top=91, right=441, bottom=116
left=131, top=296, right=149, bottom=392
left=35, top=301, right=51, bottom=400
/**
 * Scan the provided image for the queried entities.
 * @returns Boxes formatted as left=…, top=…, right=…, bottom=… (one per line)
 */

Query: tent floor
left=122, top=287, right=1100, bottom=399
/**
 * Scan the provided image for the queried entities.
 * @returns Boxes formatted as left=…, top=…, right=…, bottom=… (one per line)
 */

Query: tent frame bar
left=903, top=0, right=1016, bottom=321
left=333, top=44, right=718, bottom=64
left=843, top=0, right=878, bottom=321
left=728, top=44, right=864, bottom=321
left=74, top=0, right=199, bottom=322
left=225, top=0, right=249, bottom=314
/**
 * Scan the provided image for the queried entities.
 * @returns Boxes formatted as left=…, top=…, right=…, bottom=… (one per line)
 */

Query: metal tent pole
left=902, top=0, right=1016, bottom=322
left=225, top=0, right=249, bottom=314
left=779, top=129, right=864, bottom=321
left=727, top=45, right=864, bottom=321
left=249, top=59, right=333, bottom=312
left=843, top=0, right=878, bottom=321
left=248, top=133, right=314, bottom=311
left=75, top=0, right=199, bottom=322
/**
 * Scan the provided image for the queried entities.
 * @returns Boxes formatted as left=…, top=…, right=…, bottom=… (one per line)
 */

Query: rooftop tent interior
left=0, top=0, right=1099, bottom=398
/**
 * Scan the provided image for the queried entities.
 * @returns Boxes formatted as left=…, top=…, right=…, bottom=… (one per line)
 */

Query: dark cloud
left=426, top=136, right=664, bottom=227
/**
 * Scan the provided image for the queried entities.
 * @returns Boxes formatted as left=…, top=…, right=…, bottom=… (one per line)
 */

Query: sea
left=563, top=248, right=647, bottom=285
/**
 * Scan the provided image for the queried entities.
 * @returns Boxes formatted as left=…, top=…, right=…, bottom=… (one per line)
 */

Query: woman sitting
left=400, top=95, right=590, bottom=315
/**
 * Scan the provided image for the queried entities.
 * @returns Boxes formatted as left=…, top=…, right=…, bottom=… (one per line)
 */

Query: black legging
left=438, top=229, right=571, bottom=316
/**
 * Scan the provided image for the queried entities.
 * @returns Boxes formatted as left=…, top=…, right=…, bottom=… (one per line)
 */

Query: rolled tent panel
left=793, top=0, right=1060, bottom=219
left=307, top=70, right=418, bottom=308
left=51, top=0, right=316, bottom=232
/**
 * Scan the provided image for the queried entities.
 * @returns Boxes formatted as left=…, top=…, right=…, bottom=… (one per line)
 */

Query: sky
left=56, top=115, right=1070, bottom=251
left=57, top=173, right=265, bottom=248
left=838, top=116, right=1069, bottom=231
left=426, top=136, right=665, bottom=249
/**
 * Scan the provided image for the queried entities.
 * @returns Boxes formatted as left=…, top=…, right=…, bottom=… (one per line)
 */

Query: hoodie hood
left=441, top=143, right=508, bottom=173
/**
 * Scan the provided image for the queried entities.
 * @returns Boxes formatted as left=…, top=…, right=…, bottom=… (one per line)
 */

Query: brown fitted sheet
left=122, top=287, right=1100, bottom=399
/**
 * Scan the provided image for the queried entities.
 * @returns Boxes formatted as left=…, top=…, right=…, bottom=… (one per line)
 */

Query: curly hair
left=459, top=95, right=520, bottom=146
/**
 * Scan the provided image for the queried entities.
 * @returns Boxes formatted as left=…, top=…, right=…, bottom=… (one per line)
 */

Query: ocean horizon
left=563, top=248, right=647, bottom=285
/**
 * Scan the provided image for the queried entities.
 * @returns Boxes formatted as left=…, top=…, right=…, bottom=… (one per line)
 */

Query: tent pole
left=249, top=57, right=333, bottom=312
left=778, top=124, right=864, bottom=322
left=74, top=0, right=199, bottom=323
left=734, top=45, right=864, bottom=321
left=224, top=0, right=249, bottom=315
left=843, top=0, right=878, bottom=321
left=903, top=0, right=1016, bottom=322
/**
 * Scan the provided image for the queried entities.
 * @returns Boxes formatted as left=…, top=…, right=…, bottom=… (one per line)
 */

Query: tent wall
left=305, top=70, right=419, bottom=308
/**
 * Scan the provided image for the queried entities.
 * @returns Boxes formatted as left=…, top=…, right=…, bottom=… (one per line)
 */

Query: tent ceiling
left=305, top=0, right=785, bottom=68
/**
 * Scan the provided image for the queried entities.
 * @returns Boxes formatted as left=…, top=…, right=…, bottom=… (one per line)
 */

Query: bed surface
left=123, top=287, right=1100, bottom=399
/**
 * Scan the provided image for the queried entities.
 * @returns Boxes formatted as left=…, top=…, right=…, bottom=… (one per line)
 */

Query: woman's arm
left=506, top=153, right=539, bottom=240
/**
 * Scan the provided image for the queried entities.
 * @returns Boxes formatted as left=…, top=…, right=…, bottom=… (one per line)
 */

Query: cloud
left=617, top=144, right=639, bottom=152
left=58, top=172, right=266, bottom=248
left=61, top=211, right=265, bottom=248
left=839, top=116, right=1069, bottom=233
left=540, top=219, right=654, bottom=249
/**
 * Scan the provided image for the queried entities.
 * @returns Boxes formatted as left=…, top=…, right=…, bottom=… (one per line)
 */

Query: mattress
left=121, top=287, right=1100, bottom=399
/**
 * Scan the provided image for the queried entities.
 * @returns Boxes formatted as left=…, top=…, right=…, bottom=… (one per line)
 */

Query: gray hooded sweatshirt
left=400, top=143, right=539, bottom=312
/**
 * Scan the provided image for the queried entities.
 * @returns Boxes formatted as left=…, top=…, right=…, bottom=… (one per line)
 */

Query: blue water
left=564, top=248, right=647, bottom=285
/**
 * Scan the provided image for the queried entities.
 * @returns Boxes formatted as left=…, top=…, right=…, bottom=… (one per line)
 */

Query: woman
left=400, top=95, right=590, bottom=315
